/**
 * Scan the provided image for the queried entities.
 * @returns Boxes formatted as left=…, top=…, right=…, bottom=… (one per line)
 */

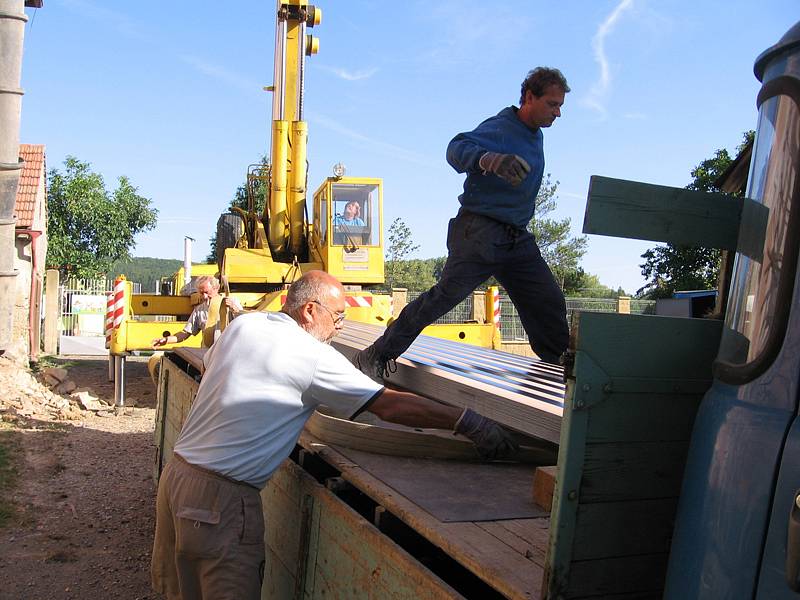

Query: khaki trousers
left=151, top=454, right=265, bottom=600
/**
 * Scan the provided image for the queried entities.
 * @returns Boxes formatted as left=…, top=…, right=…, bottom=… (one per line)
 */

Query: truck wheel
left=216, top=212, right=244, bottom=271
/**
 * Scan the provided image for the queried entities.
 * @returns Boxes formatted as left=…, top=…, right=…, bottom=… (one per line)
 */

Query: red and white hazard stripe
left=279, top=294, right=374, bottom=307
left=492, top=288, right=501, bottom=330
left=112, top=277, right=126, bottom=328
left=345, top=295, right=373, bottom=307
left=105, top=293, right=114, bottom=349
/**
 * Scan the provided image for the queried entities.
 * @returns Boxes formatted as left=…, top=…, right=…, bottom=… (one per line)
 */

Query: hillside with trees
left=106, top=257, right=184, bottom=289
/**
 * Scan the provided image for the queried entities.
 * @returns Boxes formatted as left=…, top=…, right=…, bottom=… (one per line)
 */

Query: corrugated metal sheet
left=15, top=144, right=46, bottom=228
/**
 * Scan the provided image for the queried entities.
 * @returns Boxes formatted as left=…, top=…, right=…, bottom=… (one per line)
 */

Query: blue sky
left=18, top=0, right=796, bottom=294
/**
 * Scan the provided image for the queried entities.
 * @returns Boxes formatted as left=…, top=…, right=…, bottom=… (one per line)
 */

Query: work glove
left=478, top=152, right=531, bottom=186
left=454, top=408, right=520, bottom=461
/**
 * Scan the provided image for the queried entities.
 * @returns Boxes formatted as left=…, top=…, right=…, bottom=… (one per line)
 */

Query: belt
left=173, top=452, right=260, bottom=492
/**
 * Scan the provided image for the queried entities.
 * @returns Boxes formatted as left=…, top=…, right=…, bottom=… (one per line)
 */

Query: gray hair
left=282, top=275, right=333, bottom=316
left=195, top=275, right=219, bottom=290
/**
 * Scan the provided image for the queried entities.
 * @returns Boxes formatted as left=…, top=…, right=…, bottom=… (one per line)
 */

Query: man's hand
left=152, top=336, right=172, bottom=348
left=478, top=152, right=531, bottom=186
left=454, top=408, right=519, bottom=460
left=224, top=297, right=243, bottom=314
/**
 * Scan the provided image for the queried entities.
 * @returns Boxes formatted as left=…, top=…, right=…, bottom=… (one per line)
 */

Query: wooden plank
left=261, top=462, right=308, bottom=599
left=475, top=518, right=551, bottom=568
left=566, top=553, right=668, bottom=597
left=306, top=483, right=463, bottom=599
left=586, top=393, right=700, bottom=443
left=583, top=175, right=742, bottom=248
left=307, top=410, right=555, bottom=463
left=173, top=346, right=206, bottom=371
left=533, top=466, right=557, bottom=512
left=300, top=433, right=546, bottom=599
left=570, top=312, right=722, bottom=381
left=580, top=441, right=689, bottom=503
left=572, top=499, right=678, bottom=561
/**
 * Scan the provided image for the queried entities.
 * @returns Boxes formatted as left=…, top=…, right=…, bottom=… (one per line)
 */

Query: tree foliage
left=563, top=268, right=625, bottom=297
left=528, top=175, right=588, bottom=287
left=384, top=217, right=420, bottom=289
left=638, top=131, right=754, bottom=299
left=46, top=156, right=158, bottom=277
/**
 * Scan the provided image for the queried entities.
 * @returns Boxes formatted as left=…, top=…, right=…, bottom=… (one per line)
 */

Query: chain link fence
left=405, top=288, right=656, bottom=342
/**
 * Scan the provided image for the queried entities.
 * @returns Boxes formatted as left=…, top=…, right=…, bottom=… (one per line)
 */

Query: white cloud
left=583, top=0, right=635, bottom=118
left=310, top=113, right=433, bottom=166
left=318, top=65, right=379, bottom=81
left=178, top=55, right=260, bottom=93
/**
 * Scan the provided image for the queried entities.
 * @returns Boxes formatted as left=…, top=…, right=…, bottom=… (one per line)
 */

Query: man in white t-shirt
left=151, top=270, right=518, bottom=600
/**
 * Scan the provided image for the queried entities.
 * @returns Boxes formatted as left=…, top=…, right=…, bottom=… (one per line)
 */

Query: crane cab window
left=331, top=183, right=379, bottom=247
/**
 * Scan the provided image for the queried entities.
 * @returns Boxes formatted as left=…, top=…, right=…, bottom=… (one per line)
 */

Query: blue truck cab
left=665, top=20, right=800, bottom=598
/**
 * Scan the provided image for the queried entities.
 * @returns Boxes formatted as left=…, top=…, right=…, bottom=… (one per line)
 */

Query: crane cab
left=312, top=176, right=384, bottom=285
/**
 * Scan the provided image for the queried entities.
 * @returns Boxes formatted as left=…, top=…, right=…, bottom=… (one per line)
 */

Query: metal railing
left=404, top=289, right=656, bottom=342
left=58, top=278, right=143, bottom=337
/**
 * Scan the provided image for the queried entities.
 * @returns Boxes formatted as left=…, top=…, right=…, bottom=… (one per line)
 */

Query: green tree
left=638, top=131, right=754, bottom=298
left=563, top=268, right=624, bottom=297
left=46, top=156, right=158, bottom=277
left=385, top=217, right=420, bottom=290
left=528, top=175, right=588, bottom=287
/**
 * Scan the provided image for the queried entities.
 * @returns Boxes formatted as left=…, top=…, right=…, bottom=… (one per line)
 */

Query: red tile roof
left=15, top=144, right=46, bottom=229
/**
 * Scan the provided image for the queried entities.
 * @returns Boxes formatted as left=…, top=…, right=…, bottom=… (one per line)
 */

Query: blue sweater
left=446, top=106, right=544, bottom=229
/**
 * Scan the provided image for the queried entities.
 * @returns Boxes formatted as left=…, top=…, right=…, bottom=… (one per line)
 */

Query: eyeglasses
left=312, top=300, right=346, bottom=325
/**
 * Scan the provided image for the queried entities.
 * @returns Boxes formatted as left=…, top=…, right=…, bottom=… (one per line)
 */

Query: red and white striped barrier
left=491, top=287, right=501, bottom=330
left=106, top=276, right=127, bottom=349
left=104, top=293, right=114, bottom=349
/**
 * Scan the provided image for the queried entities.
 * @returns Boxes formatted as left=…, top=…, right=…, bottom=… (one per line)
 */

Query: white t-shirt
left=174, top=311, right=383, bottom=488
left=182, top=300, right=210, bottom=336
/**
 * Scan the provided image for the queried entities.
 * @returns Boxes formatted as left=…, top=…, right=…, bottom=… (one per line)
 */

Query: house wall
left=10, top=235, right=34, bottom=363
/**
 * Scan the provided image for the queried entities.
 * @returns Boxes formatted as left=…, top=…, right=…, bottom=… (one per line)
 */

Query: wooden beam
left=532, top=466, right=557, bottom=512
left=583, top=175, right=743, bottom=248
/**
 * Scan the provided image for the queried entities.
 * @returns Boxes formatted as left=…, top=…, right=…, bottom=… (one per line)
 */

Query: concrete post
left=43, top=268, right=59, bottom=355
left=391, top=288, right=407, bottom=318
left=0, top=0, right=28, bottom=351
left=471, top=291, right=485, bottom=323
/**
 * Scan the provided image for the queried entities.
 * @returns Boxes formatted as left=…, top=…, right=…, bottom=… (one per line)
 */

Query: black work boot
left=352, top=343, right=395, bottom=381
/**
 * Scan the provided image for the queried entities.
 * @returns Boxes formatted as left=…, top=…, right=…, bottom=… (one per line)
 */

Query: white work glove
left=454, top=408, right=519, bottom=461
left=478, top=152, right=531, bottom=186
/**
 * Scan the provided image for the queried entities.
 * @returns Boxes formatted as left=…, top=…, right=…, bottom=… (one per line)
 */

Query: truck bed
left=293, top=430, right=551, bottom=599
left=158, top=325, right=563, bottom=599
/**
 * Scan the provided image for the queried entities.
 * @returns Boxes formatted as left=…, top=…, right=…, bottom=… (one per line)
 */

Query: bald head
left=283, top=271, right=343, bottom=314
left=282, top=271, right=346, bottom=342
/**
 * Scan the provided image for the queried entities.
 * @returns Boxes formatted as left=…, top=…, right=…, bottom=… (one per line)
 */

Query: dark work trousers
left=376, top=209, right=569, bottom=364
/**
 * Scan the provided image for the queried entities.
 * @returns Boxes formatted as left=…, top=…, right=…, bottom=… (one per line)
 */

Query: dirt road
left=0, top=355, right=159, bottom=600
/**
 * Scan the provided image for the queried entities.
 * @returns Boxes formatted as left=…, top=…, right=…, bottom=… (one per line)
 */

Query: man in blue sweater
left=354, top=67, right=570, bottom=378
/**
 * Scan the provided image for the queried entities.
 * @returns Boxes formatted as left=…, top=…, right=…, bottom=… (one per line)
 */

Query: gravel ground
left=0, top=354, right=160, bottom=600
